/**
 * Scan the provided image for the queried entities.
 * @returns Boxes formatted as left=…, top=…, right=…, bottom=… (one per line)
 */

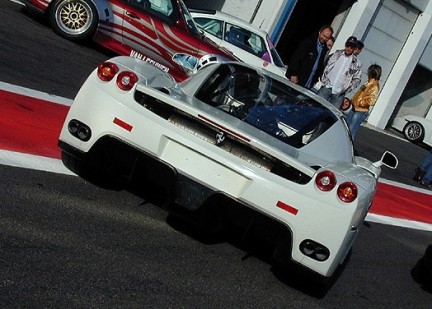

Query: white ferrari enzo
left=58, top=55, right=397, bottom=282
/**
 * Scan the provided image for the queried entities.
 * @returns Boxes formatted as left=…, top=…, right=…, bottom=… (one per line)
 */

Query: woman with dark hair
left=346, top=64, right=382, bottom=140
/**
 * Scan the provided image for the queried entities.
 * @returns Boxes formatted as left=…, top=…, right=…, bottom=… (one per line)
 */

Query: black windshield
left=196, top=64, right=337, bottom=148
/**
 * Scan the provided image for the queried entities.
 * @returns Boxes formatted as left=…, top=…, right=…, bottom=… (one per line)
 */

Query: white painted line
left=10, top=0, right=24, bottom=5
left=366, top=213, right=432, bottom=232
left=0, top=149, right=75, bottom=176
left=0, top=81, right=73, bottom=106
left=379, top=177, right=432, bottom=195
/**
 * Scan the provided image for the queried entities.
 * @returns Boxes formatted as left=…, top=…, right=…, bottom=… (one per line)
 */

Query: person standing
left=346, top=64, right=382, bottom=140
left=413, top=150, right=432, bottom=188
left=317, top=36, right=362, bottom=108
left=354, top=40, right=364, bottom=56
left=310, top=36, right=336, bottom=93
left=326, top=36, right=335, bottom=50
left=286, top=25, right=334, bottom=89
left=323, top=35, right=335, bottom=66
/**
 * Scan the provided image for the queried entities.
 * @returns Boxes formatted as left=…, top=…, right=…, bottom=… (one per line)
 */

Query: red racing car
left=22, top=0, right=236, bottom=81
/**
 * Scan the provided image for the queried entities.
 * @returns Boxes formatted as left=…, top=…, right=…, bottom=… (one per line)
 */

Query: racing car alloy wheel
left=50, top=0, right=98, bottom=41
left=403, top=121, right=424, bottom=143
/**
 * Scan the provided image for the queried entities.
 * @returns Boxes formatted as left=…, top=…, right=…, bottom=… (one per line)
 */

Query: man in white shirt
left=317, top=36, right=362, bottom=108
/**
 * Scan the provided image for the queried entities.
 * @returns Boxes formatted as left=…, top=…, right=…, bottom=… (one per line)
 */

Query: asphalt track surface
left=1, top=1, right=431, bottom=308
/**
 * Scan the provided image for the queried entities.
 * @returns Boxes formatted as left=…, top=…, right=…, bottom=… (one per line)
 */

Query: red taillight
left=337, top=182, right=358, bottom=203
left=116, top=71, right=138, bottom=91
left=97, top=62, right=119, bottom=81
left=315, top=170, right=336, bottom=191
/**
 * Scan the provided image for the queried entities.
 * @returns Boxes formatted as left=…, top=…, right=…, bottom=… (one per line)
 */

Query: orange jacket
left=351, top=79, right=380, bottom=112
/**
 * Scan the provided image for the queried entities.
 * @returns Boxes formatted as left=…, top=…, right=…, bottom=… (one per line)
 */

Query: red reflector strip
left=276, top=201, right=298, bottom=215
left=113, top=117, right=133, bottom=132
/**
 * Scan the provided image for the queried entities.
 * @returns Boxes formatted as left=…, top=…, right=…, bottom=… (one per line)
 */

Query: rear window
left=195, top=64, right=337, bottom=148
left=225, top=24, right=266, bottom=57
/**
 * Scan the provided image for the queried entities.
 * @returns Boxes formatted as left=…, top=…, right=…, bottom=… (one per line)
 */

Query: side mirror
left=375, top=151, right=398, bottom=169
left=172, top=53, right=199, bottom=72
left=355, top=151, right=398, bottom=179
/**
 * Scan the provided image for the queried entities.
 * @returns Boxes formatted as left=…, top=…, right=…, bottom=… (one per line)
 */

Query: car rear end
left=59, top=57, right=377, bottom=278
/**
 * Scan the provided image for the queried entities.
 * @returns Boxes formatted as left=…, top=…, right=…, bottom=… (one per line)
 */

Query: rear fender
left=91, top=0, right=114, bottom=23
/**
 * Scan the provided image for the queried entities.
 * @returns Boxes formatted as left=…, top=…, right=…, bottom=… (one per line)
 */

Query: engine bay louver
left=134, top=90, right=311, bottom=184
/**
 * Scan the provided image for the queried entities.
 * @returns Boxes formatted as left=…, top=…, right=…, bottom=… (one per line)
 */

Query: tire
left=403, top=121, right=424, bottom=143
left=49, top=0, right=98, bottom=41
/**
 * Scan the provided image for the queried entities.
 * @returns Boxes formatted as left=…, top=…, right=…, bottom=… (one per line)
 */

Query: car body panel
left=22, top=0, right=236, bottom=81
left=59, top=56, right=387, bottom=279
left=391, top=114, right=432, bottom=146
left=190, top=9, right=287, bottom=77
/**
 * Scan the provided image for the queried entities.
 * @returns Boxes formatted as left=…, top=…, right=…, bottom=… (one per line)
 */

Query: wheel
left=49, top=0, right=98, bottom=41
left=403, top=121, right=424, bottom=143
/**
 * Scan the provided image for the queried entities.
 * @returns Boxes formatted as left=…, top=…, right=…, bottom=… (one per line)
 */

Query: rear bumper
left=58, top=135, right=294, bottom=252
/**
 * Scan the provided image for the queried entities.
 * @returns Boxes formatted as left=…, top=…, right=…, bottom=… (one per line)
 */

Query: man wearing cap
left=317, top=36, right=362, bottom=108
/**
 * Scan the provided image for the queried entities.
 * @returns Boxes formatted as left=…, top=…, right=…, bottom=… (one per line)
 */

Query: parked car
left=391, top=114, right=432, bottom=147
left=21, top=0, right=236, bottom=81
left=58, top=55, right=397, bottom=284
left=190, top=9, right=287, bottom=77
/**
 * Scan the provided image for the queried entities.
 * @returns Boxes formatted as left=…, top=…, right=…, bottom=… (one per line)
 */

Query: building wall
left=399, top=88, right=432, bottom=116
left=420, top=34, right=432, bottom=71
left=185, top=0, right=225, bottom=11
left=186, top=0, right=260, bottom=23
left=367, top=3, right=432, bottom=128
left=245, top=0, right=288, bottom=35
left=337, top=0, right=418, bottom=98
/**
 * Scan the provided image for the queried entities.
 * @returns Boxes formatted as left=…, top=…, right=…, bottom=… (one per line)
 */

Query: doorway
left=276, top=0, right=345, bottom=64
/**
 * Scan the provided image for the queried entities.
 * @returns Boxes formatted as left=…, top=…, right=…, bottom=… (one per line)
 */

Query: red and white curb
left=0, top=81, right=431, bottom=232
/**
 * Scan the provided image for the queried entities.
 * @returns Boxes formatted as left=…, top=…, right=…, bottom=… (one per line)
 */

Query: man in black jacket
left=286, top=25, right=334, bottom=89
